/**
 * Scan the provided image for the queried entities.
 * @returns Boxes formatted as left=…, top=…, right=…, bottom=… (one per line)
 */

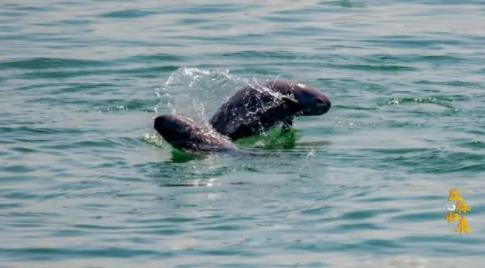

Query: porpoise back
left=210, top=80, right=331, bottom=140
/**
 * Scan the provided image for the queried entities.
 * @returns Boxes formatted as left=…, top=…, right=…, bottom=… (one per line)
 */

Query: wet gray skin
left=154, top=115, right=236, bottom=153
left=209, top=80, right=331, bottom=141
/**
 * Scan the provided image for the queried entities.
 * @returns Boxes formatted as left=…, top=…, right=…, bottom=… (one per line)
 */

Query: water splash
left=154, top=67, right=242, bottom=123
left=143, top=133, right=165, bottom=148
left=154, top=67, right=294, bottom=125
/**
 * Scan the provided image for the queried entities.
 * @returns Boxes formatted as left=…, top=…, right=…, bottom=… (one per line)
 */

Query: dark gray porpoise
left=210, top=80, right=331, bottom=141
left=154, top=114, right=236, bottom=153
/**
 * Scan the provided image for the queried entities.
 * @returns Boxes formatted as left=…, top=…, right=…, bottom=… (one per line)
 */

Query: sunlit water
left=1, top=1, right=485, bottom=267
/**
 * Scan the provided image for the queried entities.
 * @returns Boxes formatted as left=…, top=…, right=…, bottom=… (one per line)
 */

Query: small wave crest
left=385, top=96, right=458, bottom=113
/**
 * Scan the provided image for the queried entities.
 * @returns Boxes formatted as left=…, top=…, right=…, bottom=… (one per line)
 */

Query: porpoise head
left=266, top=80, right=331, bottom=116
left=291, top=83, right=332, bottom=115
left=154, top=115, right=196, bottom=150
left=154, top=114, right=235, bottom=152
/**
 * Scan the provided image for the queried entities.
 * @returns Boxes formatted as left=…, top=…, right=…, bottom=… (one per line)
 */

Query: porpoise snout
left=314, top=95, right=331, bottom=115
left=298, top=93, right=332, bottom=116
left=290, top=84, right=332, bottom=116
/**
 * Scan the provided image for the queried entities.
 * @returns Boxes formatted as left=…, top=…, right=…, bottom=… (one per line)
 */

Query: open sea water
left=1, top=1, right=485, bottom=267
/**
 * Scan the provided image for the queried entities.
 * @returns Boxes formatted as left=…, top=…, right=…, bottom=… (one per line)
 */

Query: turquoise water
left=1, top=0, right=485, bottom=267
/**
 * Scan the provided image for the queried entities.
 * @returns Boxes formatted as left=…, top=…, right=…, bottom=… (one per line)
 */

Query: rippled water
left=1, top=1, right=485, bottom=267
